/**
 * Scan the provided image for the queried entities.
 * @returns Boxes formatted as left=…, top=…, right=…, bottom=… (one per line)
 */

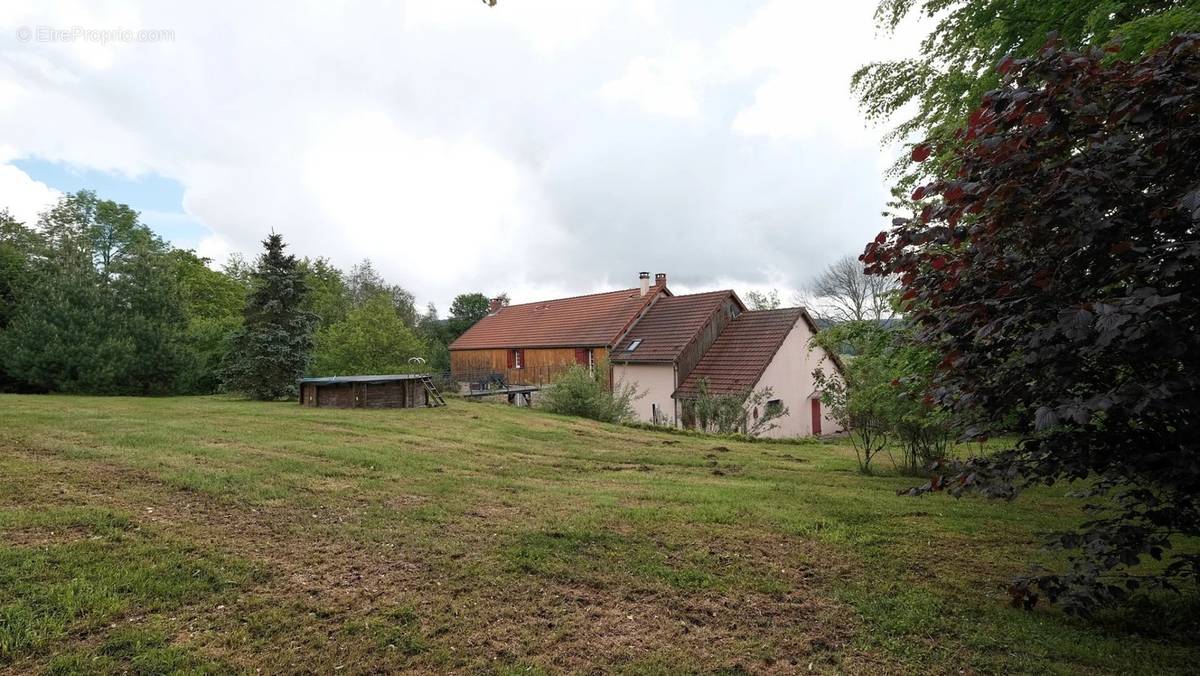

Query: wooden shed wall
left=300, top=381, right=428, bottom=408
left=450, top=347, right=610, bottom=386
left=361, top=381, right=427, bottom=408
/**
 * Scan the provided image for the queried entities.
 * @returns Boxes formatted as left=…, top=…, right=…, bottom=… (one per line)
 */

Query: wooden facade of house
left=449, top=347, right=609, bottom=387
left=448, top=273, right=670, bottom=390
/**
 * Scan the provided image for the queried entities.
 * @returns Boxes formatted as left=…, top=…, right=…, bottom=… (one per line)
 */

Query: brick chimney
left=488, top=297, right=505, bottom=314
left=638, top=271, right=651, bottom=296
left=654, top=272, right=667, bottom=288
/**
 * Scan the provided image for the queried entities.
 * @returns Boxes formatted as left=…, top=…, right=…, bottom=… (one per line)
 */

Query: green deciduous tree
left=311, top=294, right=428, bottom=376
left=170, top=250, right=248, bottom=394
left=300, top=257, right=352, bottom=328
left=221, top=234, right=316, bottom=400
left=347, top=259, right=418, bottom=327
left=38, top=190, right=151, bottom=283
left=448, top=292, right=491, bottom=336
left=415, top=302, right=452, bottom=372
left=812, top=321, right=954, bottom=474
left=853, top=0, right=1200, bottom=194
left=743, top=289, right=781, bottom=311
left=813, top=323, right=892, bottom=473
left=449, top=292, right=490, bottom=321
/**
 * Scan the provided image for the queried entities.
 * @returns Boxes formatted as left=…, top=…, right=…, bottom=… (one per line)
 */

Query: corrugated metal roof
left=448, top=285, right=668, bottom=350
left=611, top=290, right=737, bottom=363
left=673, top=308, right=803, bottom=398
left=299, top=374, right=429, bottom=384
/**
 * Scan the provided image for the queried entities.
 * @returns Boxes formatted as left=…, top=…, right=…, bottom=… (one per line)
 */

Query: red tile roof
left=673, top=308, right=803, bottom=398
left=449, top=285, right=668, bottom=350
left=611, top=290, right=738, bottom=363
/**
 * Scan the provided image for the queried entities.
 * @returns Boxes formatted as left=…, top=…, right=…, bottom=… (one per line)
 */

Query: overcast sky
left=0, top=1, right=923, bottom=313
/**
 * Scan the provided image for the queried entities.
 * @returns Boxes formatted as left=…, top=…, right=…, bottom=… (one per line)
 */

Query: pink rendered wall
left=750, top=318, right=844, bottom=438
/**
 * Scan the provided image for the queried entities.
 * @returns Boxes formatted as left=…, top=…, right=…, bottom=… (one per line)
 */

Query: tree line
left=0, top=191, right=495, bottom=398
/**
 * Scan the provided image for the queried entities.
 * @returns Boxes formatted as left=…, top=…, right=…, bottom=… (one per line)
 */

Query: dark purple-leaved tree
left=863, top=35, right=1200, bottom=615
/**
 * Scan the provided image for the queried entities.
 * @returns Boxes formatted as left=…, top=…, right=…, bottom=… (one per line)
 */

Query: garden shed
left=298, top=374, right=444, bottom=408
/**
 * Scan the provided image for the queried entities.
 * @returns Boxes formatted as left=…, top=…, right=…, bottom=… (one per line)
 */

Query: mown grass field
left=0, top=395, right=1196, bottom=674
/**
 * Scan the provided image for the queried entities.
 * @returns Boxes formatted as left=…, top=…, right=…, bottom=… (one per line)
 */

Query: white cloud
left=194, top=232, right=233, bottom=266
left=0, top=0, right=923, bottom=311
left=301, top=110, right=565, bottom=285
left=722, top=1, right=923, bottom=144
left=0, top=156, right=60, bottom=225
left=599, top=43, right=705, bottom=118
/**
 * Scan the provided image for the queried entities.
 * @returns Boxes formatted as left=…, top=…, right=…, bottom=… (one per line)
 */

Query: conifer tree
left=221, top=233, right=316, bottom=400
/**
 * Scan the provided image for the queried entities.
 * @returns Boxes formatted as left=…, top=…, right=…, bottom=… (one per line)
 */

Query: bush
left=680, top=380, right=788, bottom=438
left=539, top=365, right=641, bottom=423
left=812, top=320, right=956, bottom=475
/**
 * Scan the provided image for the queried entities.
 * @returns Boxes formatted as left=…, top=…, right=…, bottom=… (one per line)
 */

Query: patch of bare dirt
left=420, top=530, right=894, bottom=674
left=0, top=525, right=95, bottom=548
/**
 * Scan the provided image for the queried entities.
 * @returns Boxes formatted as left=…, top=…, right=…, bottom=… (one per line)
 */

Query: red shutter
left=574, top=348, right=588, bottom=365
left=507, top=349, right=515, bottom=369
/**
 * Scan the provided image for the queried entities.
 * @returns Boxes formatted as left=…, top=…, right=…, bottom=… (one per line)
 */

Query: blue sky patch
left=14, top=158, right=209, bottom=251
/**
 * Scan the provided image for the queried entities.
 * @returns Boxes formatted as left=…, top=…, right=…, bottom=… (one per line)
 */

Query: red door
left=811, top=399, right=822, bottom=436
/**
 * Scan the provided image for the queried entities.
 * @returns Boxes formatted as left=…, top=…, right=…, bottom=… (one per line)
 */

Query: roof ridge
left=740, top=306, right=804, bottom=315
left=662, top=289, right=736, bottom=300
left=497, top=285, right=643, bottom=310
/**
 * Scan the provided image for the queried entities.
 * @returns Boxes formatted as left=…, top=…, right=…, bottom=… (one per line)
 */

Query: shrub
left=812, top=320, right=955, bottom=475
left=680, top=380, right=788, bottom=438
left=539, top=365, right=641, bottom=423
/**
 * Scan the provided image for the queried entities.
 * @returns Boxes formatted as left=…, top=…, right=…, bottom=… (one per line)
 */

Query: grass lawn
left=0, top=394, right=1196, bottom=674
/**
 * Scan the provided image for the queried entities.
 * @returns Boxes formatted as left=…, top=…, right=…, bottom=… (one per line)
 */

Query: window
left=627, top=339, right=642, bottom=352
left=651, top=403, right=658, bottom=422
left=575, top=348, right=595, bottom=368
left=509, top=348, right=524, bottom=369
left=766, top=399, right=783, bottom=416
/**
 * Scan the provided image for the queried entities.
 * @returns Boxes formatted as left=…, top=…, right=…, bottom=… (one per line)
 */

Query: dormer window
left=627, top=339, right=642, bottom=352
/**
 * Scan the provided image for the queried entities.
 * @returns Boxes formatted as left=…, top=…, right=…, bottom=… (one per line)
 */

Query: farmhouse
left=449, top=272, right=670, bottom=388
left=453, top=271, right=843, bottom=437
